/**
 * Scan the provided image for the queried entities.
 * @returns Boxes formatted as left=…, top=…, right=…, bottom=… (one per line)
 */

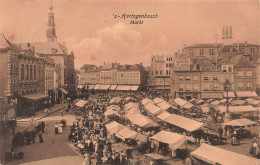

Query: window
left=246, top=71, right=252, bottom=78
left=210, top=49, right=214, bottom=55
left=204, top=76, right=209, bottom=80
left=200, top=49, right=204, bottom=55
left=21, top=64, right=24, bottom=80
left=204, top=83, right=209, bottom=91
left=228, top=66, right=232, bottom=72
left=186, top=84, right=191, bottom=91
left=26, top=65, right=29, bottom=80
left=178, top=76, right=184, bottom=80
left=193, top=75, right=198, bottom=81
left=179, top=84, right=184, bottom=91
left=247, top=82, right=252, bottom=89
left=239, top=48, right=244, bottom=53
left=190, top=49, right=194, bottom=56
left=223, top=66, right=227, bottom=72
left=166, top=70, right=169, bottom=75
left=238, top=71, right=243, bottom=78
left=238, top=82, right=243, bottom=89
left=155, top=70, right=158, bottom=75
left=213, top=83, right=218, bottom=91
left=186, top=76, right=191, bottom=80
left=30, top=65, right=32, bottom=80
left=160, top=70, right=163, bottom=75
left=166, top=63, right=168, bottom=67
left=151, top=70, right=154, bottom=75
left=213, top=76, right=218, bottom=80
left=250, top=48, right=255, bottom=53
left=193, top=84, right=199, bottom=91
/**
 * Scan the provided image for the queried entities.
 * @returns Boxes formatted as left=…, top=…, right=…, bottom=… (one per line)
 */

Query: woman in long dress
left=58, top=122, right=63, bottom=134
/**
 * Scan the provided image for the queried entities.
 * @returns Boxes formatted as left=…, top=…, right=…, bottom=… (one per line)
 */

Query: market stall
left=105, top=121, right=126, bottom=134
left=191, top=143, right=260, bottom=165
left=144, top=104, right=162, bottom=116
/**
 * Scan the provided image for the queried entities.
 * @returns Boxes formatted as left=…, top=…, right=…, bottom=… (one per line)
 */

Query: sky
left=0, top=0, right=259, bottom=68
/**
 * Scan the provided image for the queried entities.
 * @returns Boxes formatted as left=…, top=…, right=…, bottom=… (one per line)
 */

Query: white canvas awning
left=164, top=114, right=204, bottom=132
left=109, top=85, right=117, bottom=90
left=191, top=143, right=260, bottom=165
left=126, top=113, right=158, bottom=128
left=130, top=85, right=139, bottom=91
left=106, top=105, right=120, bottom=111
left=115, top=127, right=138, bottom=140
left=93, top=84, right=100, bottom=90
left=116, top=85, right=132, bottom=91
left=124, top=102, right=139, bottom=110
left=104, top=109, right=120, bottom=117
left=231, top=100, right=246, bottom=105
left=98, top=84, right=111, bottom=90
left=156, top=111, right=171, bottom=120
left=236, top=91, right=257, bottom=98
left=174, top=98, right=188, bottom=107
left=153, top=98, right=164, bottom=104
left=201, top=92, right=223, bottom=99
left=223, top=118, right=256, bottom=127
left=210, top=100, right=220, bottom=106
left=182, top=102, right=194, bottom=109
left=88, top=84, right=96, bottom=89
left=218, top=105, right=257, bottom=113
left=157, top=101, right=173, bottom=111
left=105, top=121, right=126, bottom=134
left=141, top=98, right=154, bottom=106
left=75, top=100, right=87, bottom=107
left=144, top=103, right=162, bottom=115
left=151, top=131, right=195, bottom=151
left=200, top=106, right=210, bottom=113
left=110, top=97, right=122, bottom=104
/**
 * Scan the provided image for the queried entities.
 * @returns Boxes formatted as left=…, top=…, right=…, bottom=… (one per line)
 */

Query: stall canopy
left=109, top=85, right=117, bottom=90
left=116, top=85, right=133, bottom=91
left=196, top=100, right=204, bottom=104
left=174, top=98, right=188, bottom=107
left=210, top=100, right=220, bottom=106
left=200, top=106, right=210, bottom=113
left=104, top=109, right=120, bottom=117
left=191, top=143, right=260, bottom=165
left=156, top=111, right=171, bottom=120
left=151, top=130, right=195, bottom=151
left=105, top=121, right=126, bottom=134
left=157, top=101, right=174, bottom=111
left=107, top=105, right=120, bottom=111
left=236, top=91, right=257, bottom=98
left=231, top=100, right=246, bottom=105
left=115, top=127, right=138, bottom=140
left=182, top=102, right=194, bottom=109
left=144, top=104, right=162, bottom=115
left=75, top=100, right=87, bottom=107
left=141, top=98, right=154, bottom=106
left=223, top=91, right=235, bottom=98
left=22, top=94, right=49, bottom=101
left=218, top=105, right=257, bottom=113
left=223, top=118, right=256, bottom=127
left=127, top=108, right=141, bottom=115
left=153, top=98, right=164, bottom=104
left=124, top=102, right=139, bottom=110
left=164, top=114, right=204, bottom=132
left=126, top=113, right=158, bottom=128
left=87, top=84, right=96, bottom=89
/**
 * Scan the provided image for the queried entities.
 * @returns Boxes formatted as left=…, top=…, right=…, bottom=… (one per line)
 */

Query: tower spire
left=46, top=0, right=57, bottom=42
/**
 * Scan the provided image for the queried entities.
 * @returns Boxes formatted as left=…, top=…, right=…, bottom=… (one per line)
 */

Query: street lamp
left=224, top=79, right=231, bottom=122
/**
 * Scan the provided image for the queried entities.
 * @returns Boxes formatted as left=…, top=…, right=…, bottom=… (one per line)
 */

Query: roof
left=102, top=62, right=120, bottom=70
left=105, top=121, right=126, bottom=134
left=184, top=43, right=222, bottom=48
left=16, top=42, right=67, bottom=55
left=236, top=91, right=257, bottom=97
left=156, top=111, right=171, bottom=120
left=80, top=64, right=96, bottom=70
left=218, top=105, right=257, bottom=113
left=223, top=118, right=256, bottom=127
left=126, top=113, right=158, bottom=128
left=152, top=55, right=164, bottom=62
left=230, top=55, right=255, bottom=68
left=144, top=103, right=162, bottom=115
left=174, top=98, right=188, bottom=107
left=116, top=127, right=138, bottom=140
left=191, top=143, right=260, bottom=165
left=191, top=56, right=216, bottom=68
left=0, top=33, right=20, bottom=50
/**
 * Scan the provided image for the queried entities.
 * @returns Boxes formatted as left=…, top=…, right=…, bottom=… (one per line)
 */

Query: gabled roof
left=184, top=43, right=222, bottom=49
left=130, top=64, right=145, bottom=71
left=191, top=56, right=215, bottom=68
left=80, top=64, right=96, bottom=70
left=230, top=55, right=256, bottom=68
left=101, top=62, right=120, bottom=70
left=219, top=45, right=240, bottom=53
left=152, top=55, right=164, bottom=62
left=16, top=41, right=66, bottom=55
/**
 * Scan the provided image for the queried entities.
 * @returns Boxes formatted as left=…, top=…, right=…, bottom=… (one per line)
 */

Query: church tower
left=222, top=25, right=233, bottom=45
left=46, top=0, right=57, bottom=42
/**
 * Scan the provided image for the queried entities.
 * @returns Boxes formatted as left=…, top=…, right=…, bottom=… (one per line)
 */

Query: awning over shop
left=144, top=104, right=162, bottom=115
left=236, top=91, right=257, bottom=98
left=151, top=130, right=195, bottom=151
left=75, top=100, right=87, bottom=107
left=115, top=85, right=132, bottom=91
left=109, top=85, right=117, bottom=90
left=97, top=84, right=111, bottom=90
left=164, top=114, right=204, bottom=132
left=130, top=85, right=139, bottom=91
left=141, top=98, right=154, bottom=106
left=153, top=98, right=164, bottom=104
left=201, top=92, right=223, bottom=99
left=218, top=105, right=257, bottom=113
left=126, top=113, right=158, bottom=128
left=105, top=121, right=126, bottom=134
left=223, top=91, right=235, bottom=98
left=93, top=84, right=100, bottom=90
left=174, top=98, right=188, bottom=107
left=22, top=94, right=49, bottom=101
left=223, top=118, right=256, bottom=127
left=191, top=143, right=260, bottom=165
left=88, top=84, right=96, bottom=89
left=59, top=88, right=68, bottom=94
left=156, top=111, right=171, bottom=120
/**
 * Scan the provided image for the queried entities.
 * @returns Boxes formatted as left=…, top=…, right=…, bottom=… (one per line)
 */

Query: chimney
left=229, top=26, right=232, bottom=39
left=226, top=26, right=229, bottom=38
left=222, top=26, right=225, bottom=39
left=245, top=41, right=248, bottom=46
